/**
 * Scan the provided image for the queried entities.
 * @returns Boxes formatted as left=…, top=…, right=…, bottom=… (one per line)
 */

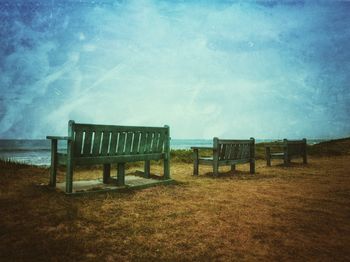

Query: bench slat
left=92, top=131, right=102, bottom=156
left=83, top=131, right=93, bottom=156
left=198, top=157, right=251, bottom=166
left=243, top=144, right=251, bottom=159
left=74, top=131, right=84, bottom=156
left=229, top=144, right=237, bottom=160
left=117, top=132, right=126, bottom=154
left=152, top=132, right=160, bottom=153
left=74, top=123, right=167, bottom=133
left=74, top=153, right=165, bottom=165
left=218, top=139, right=252, bottom=144
left=132, top=132, right=141, bottom=153
left=109, top=131, right=118, bottom=156
left=101, top=131, right=110, bottom=155
left=225, top=144, right=232, bottom=160
left=124, top=132, right=133, bottom=154
left=144, top=132, right=153, bottom=153
left=157, top=131, right=165, bottom=152
left=139, top=132, right=147, bottom=154
left=218, top=142, right=253, bottom=161
left=219, top=144, right=225, bottom=160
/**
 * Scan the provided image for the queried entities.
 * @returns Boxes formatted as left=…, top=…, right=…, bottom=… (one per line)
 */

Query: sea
left=0, top=139, right=325, bottom=166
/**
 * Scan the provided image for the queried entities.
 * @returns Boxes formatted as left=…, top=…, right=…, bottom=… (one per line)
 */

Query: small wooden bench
left=265, top=138, right=307, bottom=166
left=47, top=120, right=171, bottom=193
left=191, top=137, right=255, bottom=176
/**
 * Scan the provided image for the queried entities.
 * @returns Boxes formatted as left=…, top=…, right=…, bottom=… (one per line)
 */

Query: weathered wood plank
left=83, top=131, right=93, bottom=156
left=132, top=132, right=141, bottom=153
left=157, top=131, right=165, bottom=152
left=73, top=131, right=84, bottom=156
left=139, top=132, right=147, bottom=154
left=152, top=132, right=160, bottom=153
left=92, top=131, right=102, bottom=155
left=101, top=131, right=110, bottom=155
left=49, top=139, right=57, bottom=187
left=117, top=132, right=126, bottom=154
left=74, top=153, right=164, bottom=165
left=144, top=132, right=153, bottom=153
left=163, top=125, right=170, bottom=179
left=224, top=144, right=232, bottom=160
left=124, top=132, right=133, bottom=154
left=74, top=123, right=167, bottom=133
left=190, top=146, right=214, bottom=150
left=46, top=136, right=71, bottom=140
left=218, top=159, right=251, bottom=166
left=241, top=144, right=250, bottom=159
left=229, top=144, right=238, bottom=160
left=65, top=121, right=74, bottom=193
left=109, top=131, right=118, bottom=155
left=218, top=139, right=252, bottom=144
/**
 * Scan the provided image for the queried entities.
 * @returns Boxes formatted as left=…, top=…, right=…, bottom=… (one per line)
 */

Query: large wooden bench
left=191, top=137, right=255, bottom=176
left=265, top=138, right=307, bottom=166
left=47, top=120, right=171, bottom=193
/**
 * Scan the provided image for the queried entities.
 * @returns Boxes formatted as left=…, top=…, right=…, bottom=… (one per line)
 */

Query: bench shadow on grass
left=200, top=170, right=278, bottom=181
left=197, top=160, right=311, bottom=181
left=270, top=161, right=312, bottom=169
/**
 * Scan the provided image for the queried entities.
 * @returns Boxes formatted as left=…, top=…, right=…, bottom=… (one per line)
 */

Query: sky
left=0, top=0, right=349, bottom=139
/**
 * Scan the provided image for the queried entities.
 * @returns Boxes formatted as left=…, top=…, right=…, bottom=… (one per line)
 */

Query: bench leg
left=213, top=162, right=219, bottom=177
left=49, top=139, right=57, bottom=187
left=231, top=164, right=236, bottom=173
left=250, top=160, right=255, bottom=174
left=103, top=164, right=111, bottom=184
left=266, top=156, right=271, bottom=166
left=303, top=154, right=307, bottom=164
left=144, top=160, right=150, bottom=178
left=66, top=158, right=73, bottom=194
left=266, top=147, right=271, bottom=166
left=164, top=158, right=170, bottom=179
left=284, top=154, right=288, bottom=166
left=193, top=149, right=199, bottom=176
left=117, top=163, right=125, bottom=186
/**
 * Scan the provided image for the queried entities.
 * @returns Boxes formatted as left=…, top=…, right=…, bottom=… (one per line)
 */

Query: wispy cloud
left=0, top=0, right=349, bottom=139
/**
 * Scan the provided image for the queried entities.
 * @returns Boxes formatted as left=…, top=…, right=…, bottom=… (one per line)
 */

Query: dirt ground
left=0, top=156, right=350, bottom=261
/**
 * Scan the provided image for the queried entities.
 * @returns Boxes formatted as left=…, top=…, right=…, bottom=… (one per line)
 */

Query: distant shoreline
left=1, top=137, right=348, bottom=166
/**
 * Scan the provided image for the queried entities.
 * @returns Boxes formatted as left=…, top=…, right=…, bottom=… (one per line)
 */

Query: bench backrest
left=214, top=138, right=255, bottom=161
left=67, top=120, right=170, bottom=158
left=284, top=139, right=306, bottom=156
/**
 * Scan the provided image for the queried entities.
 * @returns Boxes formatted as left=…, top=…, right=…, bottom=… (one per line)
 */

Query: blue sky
left=0, top=0, right=349, bottom=139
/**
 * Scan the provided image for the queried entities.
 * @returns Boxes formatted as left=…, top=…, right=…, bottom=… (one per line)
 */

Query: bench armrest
left=191, top=147, right=214, bottom=150
left=46, top=136, right=72, bottom=141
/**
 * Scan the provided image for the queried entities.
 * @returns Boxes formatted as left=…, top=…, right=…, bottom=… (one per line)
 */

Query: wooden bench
left=47, top=120, right=170, bottom=193
left=265, top=138, right=307, bottom=166
left=191, top=137, right=255, bottom=176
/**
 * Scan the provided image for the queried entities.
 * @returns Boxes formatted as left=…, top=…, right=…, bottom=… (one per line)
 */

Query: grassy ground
left=0, top=140, right=350, bottom=261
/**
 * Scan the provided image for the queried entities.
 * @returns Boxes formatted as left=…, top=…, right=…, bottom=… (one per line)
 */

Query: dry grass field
left=1, top=141, right=350, bottom=261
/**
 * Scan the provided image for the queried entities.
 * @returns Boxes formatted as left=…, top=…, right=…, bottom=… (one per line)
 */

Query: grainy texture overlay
left=1, top=153, right=349, bottom=261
